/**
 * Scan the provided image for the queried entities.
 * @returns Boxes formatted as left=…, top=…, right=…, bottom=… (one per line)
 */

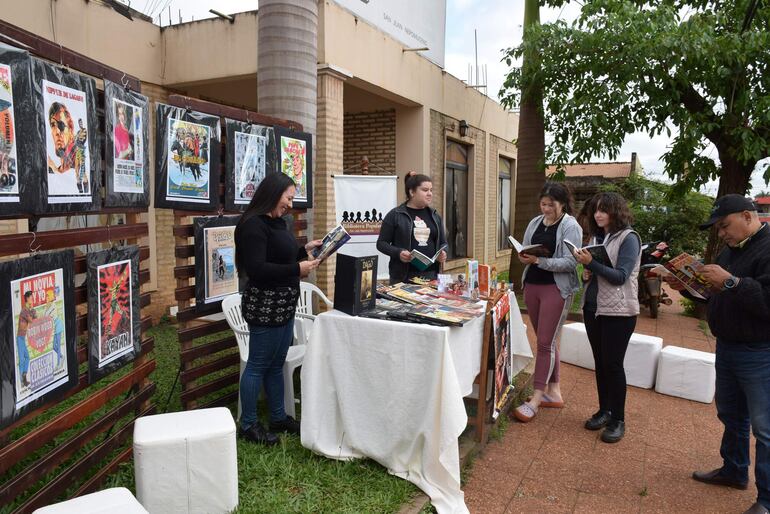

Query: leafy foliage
left=500, top=0, right=770, bottom=195
left=603, top=174, right=713, bottom=257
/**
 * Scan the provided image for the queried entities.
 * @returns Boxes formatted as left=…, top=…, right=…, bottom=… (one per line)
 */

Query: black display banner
left=104, top=81, right=150, bottom=207
left=194, top=215, right=241, bottom=314
left=154, top=103, right=221, bottom=211
left=31, top=58, right=101, bottom=214
left=273, top=126, right=313, bottom=209
left=86, top=245, right=141, bottom=384
left=224, top=119, right=276, bottom=212
left=193, top=216, right=240, bottom=314
left=0, top=43, right=37, bottom=216
left=0, top=250, right=78, bottom=429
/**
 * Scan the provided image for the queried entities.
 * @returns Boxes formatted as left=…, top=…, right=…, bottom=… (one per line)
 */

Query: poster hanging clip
left=120, top=72, right=130, bottom=91
left=216, top=206, right=224, bottom=218
left=28, top=232, right=41, bottom=255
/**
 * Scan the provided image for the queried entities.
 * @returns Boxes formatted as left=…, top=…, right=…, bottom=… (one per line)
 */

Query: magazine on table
left=410, top=244, right=448, bottom=271
left=563, top=240, right=613, bottom=268
left=507, top=235, right=551, bottom=258
left=312, top=224, right=351, bottom=260
left=653, top=253, right=712, bottom=300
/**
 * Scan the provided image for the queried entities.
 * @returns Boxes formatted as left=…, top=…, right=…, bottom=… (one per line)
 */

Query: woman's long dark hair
left=539, top=181, right=574, bottom=215
left=584, top=191, right=633, bottom=237
left=235, top=172, right=296, bottom=271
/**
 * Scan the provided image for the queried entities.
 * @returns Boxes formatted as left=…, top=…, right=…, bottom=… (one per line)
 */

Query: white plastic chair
left=297, top=281, right=333, bottom=315
left=221, top=293, right=307, bottom=419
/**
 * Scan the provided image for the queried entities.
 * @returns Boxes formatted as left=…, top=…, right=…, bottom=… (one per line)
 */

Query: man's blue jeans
left=16, top=336, right=29, bottom=375
left=239, top=320, right=294, bottom=431
left=715, top=340, right=770, bottom=509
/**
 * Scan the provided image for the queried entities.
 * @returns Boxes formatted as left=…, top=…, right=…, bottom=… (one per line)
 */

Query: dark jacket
left=235, top=214, right=308, bottom=326
left=376, top=203, right=447, bottom=284
left=689, top=223, right=770, bottom=345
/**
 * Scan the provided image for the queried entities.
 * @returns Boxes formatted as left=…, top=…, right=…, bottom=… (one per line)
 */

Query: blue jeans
left=239, top=320, right=294, bottom=431
left=715, top=340, right=770, bottom=508
left=17, top=336, right=29, bottom=374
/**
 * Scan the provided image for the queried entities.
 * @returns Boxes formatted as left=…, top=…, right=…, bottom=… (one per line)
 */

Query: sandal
left=513, top=402, right=538, bottom=423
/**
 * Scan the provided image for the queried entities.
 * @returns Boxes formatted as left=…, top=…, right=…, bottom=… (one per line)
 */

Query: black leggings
left=583, top=312, right=637, bottom=422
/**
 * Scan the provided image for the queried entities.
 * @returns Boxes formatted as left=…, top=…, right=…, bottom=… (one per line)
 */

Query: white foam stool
left=559, top=323, right=595, bottom=370
left=655, top=346, right=716, bottom=403
left=133, top=407, right=238, bottom=514
left=624, top=333, right=663, bottom=389
left=33, top=487, right=147, bottom=513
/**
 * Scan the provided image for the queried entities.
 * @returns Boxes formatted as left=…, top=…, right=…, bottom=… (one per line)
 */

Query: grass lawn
left=106, top=322, right=419, bottom=513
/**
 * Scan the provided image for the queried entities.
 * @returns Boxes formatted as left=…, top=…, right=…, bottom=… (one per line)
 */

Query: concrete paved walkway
left=463, top=291, right=758, bottom=513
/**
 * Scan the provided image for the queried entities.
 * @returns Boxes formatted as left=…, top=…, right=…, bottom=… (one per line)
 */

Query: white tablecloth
left=300, top=310, right=485, bottom=514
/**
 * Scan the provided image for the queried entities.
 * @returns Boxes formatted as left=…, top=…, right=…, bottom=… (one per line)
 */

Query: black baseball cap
left=699, top=194, right=757, bottom=230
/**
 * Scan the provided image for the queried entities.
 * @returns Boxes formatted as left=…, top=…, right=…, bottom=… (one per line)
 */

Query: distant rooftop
left=546, top=152, right=641, bottom=180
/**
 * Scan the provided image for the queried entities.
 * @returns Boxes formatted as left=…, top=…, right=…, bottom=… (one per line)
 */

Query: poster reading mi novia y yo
left=11, top=268, right=69, bottom=410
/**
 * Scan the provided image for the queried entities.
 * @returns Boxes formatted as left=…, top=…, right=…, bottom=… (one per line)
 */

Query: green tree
left=603, top=174, right=714, bottom=258
left=499, top=0, right=770, bottom=199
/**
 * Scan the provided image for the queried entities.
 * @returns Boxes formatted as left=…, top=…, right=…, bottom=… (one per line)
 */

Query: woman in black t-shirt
left=377, top=173, right=448, bottom=285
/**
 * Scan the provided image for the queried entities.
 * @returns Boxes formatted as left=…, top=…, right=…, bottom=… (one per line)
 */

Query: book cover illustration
left=466, top=260, right=479, bottom=299
left=478, top=264, right=491, bottom=299
left=492, top=292, right=514, bottom=419
left=312, top=224, right=351, bottom=260
left=97, top=260, right=133, bottom=368
left=11, top=268, right=69, bottom=409
left=659, top=253, right=711, bottom=300
left=334, top=254, right=377, bottom=316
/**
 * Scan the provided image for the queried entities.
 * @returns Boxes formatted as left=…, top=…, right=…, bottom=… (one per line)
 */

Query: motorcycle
left=638, top=241, right=672, bottom=318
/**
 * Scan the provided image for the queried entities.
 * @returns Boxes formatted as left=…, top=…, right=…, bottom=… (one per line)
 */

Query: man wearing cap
left=667, top=194, right=770, bottom=514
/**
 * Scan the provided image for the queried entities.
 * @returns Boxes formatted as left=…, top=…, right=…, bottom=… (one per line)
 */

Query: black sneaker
left=238, top=423, right=279, bottom=446
left=269, top=415, right=300, bottom=435
left=584, top=411, right=612, bottom=431
left=601, top=420, right=625, bottom=443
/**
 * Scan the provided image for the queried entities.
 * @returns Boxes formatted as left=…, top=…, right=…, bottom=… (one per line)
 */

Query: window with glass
left=444, top=141, right=469, bottom=259
left=498, top=156, right=513, bottom=251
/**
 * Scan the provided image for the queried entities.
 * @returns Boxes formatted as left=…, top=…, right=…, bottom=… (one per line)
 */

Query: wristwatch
left=723, top=275, right=740, bottom=290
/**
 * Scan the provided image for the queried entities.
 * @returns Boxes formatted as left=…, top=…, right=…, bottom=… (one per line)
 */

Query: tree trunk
left=509, top=0, right=546, bottom=289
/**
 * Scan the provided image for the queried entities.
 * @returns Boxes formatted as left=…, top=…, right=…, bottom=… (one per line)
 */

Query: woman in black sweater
left=235, top=172, right=321, bottom=445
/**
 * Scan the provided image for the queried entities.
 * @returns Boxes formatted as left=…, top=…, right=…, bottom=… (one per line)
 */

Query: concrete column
left=314, top=65, right=351, bottom=298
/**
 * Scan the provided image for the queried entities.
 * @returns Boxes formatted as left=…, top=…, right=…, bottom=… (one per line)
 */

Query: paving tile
left=465, top=488, right=512, bottom=514
left=573, top=491, right=641, bottom=514
left=510, top=477, right=579, bottom=512
left=579, top=454, right=646, bottom=498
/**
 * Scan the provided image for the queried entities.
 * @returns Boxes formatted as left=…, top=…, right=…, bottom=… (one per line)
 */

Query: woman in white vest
left=513, top=182, right=583, bottom=423
left=573, top=192, right=641, bottom=443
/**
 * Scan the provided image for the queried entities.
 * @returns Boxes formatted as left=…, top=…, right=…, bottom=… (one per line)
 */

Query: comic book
left=655, top=253, right=712, bottom=300
left=312, top=224, right=351, bottom=260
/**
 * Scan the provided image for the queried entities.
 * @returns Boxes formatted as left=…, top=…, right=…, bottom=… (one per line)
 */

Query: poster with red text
left=10, top=268, right=68, bottom=409
left=97, top=260, right=133, bottom=367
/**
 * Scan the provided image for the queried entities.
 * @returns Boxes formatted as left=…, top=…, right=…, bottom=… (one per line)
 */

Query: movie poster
left=0, top=250, right=78, bottom=430
left=194, top=216, right=240, bottom=313
left=274, top=126, right=312, bottom=209
left=42, top=80, right=91, bottom=203
left=492, top=292, right=513, bottom=419
left=87, top=246, right=141, bottom=383
left=0, top=63, right=19, bottom=204
left=154, top=104, right=221, bottom=211
left=104, top=81, right=150, bottom=207
left=225, top=119, right=276, bottom=212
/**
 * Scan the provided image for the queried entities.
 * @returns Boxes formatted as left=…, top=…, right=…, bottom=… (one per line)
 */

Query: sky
left=133, top=0, right=768, bottom=197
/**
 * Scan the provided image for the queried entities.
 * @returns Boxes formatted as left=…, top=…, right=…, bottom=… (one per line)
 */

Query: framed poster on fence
left=274, top=126, right=312, bottom=209
left=87, top=245, right=141, bottom=384
left=0, top=43, right=37, bottom=216
left=492, top=291, right=513, bottom=419
left=224, top=119, right=276, bottom=212
left=194, top=215, right=241, bottom=314
left=104, top=81, right=150, bottom=207
left=0, top=250, right=78, bottom=429
left=154, top=103, right=221, bottom=211
left=31, top=58, right=100, bottom=214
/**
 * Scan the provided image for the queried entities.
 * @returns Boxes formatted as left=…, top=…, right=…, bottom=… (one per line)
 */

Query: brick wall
left=488, top=135, right=518, bottom=280
left=343, top=110, right=396, bottom=174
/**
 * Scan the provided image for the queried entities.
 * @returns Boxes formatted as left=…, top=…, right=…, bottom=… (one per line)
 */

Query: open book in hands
left=507, top=236, right=552, bottom=258
left=410, top=243, right=448, bottom=271
left=652, top=253, right=711, bottom=300
left=563, top=240, right=613, bottom=268
left=312, top=224, right=351, bottom=260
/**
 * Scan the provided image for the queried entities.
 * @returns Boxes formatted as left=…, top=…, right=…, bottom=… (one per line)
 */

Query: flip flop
left=526, top=393, right=565, bottom=409
left=513, top=402, right=538, bottom=423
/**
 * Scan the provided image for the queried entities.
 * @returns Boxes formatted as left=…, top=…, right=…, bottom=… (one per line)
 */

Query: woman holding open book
left=377, top=172, right=448, bottom=285
left=572, top=192, right=641, bottom=443
left=234, top=172, right=322, bottom=445
left=514, top=182, right=583, bottom=423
